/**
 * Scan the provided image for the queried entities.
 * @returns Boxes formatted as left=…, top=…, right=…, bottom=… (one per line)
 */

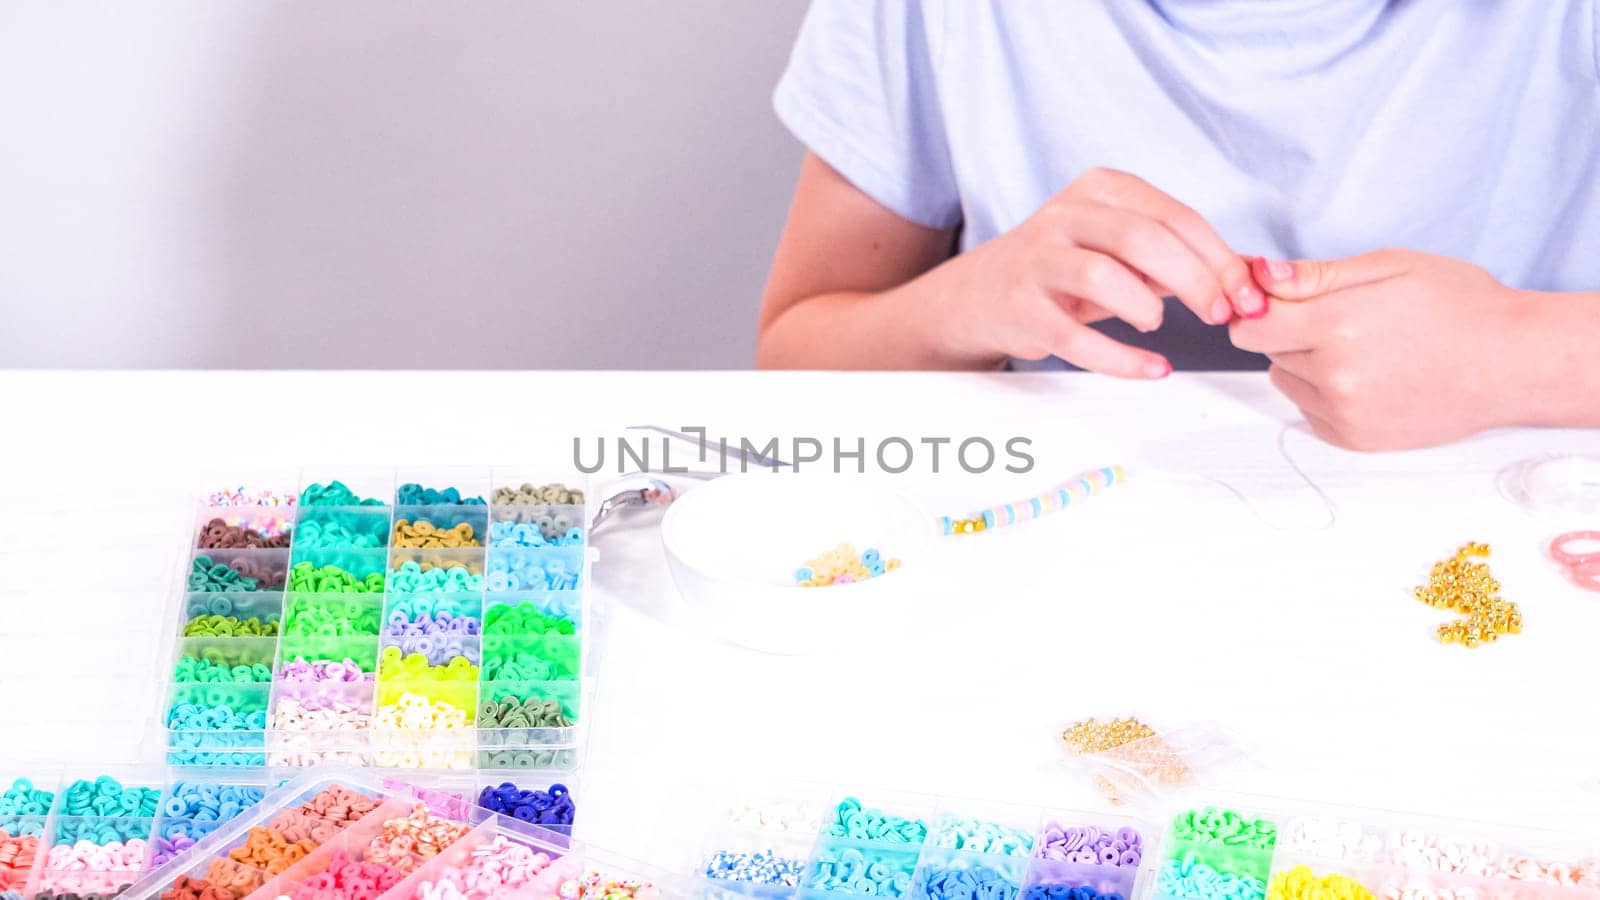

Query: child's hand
left=944, top=167, right=1264, bottom=377
left=1231, top=249, right=1535, bottom=450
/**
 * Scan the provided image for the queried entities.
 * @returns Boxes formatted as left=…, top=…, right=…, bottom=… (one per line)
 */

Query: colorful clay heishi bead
left=57, top=778, right=159, bottom=820
left=293, top=512, right=387, bottom=550
left=394, top=518, right=483, bottom=548
left=491, top=483, right=584, bottom=506
left=0, top=831, right=38, bottom=898
left=412, top=835, right=558, bottom=898
left=1267, top=866, right=1375, bottom=900
left=807, top=841, right=918, bottom=896
left=385, top=633, right=480, bottom=668
left=1023, top=886, right=1122, bottom=900
left=481, top=634, right=580, bottom=681
left=173, top=653, right=274, bottom=684
left=374, top=692, right=474, bottom=768
left=188, top=555, right=284, bottom=592
left=1387, top=829, right=1501, bottom=876
left=288, top=560, right=386, bottom=594
left=387, top=561, right=486, bottom=594
left=795, top=543, right=900, bottom=587
left=476, top=747, right=574, bottom=770
left=482, top=603, right=576, bottom=636
left=730, top=798, right=822, bottom=833
left=288, top=850, right=406, bottom=899
left=1037, top=823, right=1142, bottom=868
left=1158, top=855, right=1265, bottom=900
left=397, top=483, right=487, bottom=506
left=196, top=517, right=292, bottom=549
left=489, top=519, right=584, bottom=548
left=823, top=797, right=929, bottom=844
left=300, top=480, right=385, bottom=507
left=151, top=782, right=267, bottom=866
left=296, top=786, right=379, bottom=825
left=0, top=777, right=56, bottom=824
left=932, top=816, right=1035, bottom=856
left=1280, top=816, right=1382, bottom=862
left=166, top=685, right=271, bottom=766
left=284, top=594, right=383, bottom=636
left=361, top=804, right=472, bottom=874
left=208, top=486, right=296, bottom=508
left=1164, top=807, right=1273, bottom=890
left=267, top=678, right=375, bottom=766
left=478, top=694, right=573, bottom=729
left=277, top=658, right=375, bottom=683
left=182, top=614, right=279, bottom=638
left=561, top=869, right=660, bottom=899
left=378, top=646, right=479, bottom=681
left=475, top=782, right=575, bottom=829
left=956, top=465, right=1126, bottom=534
left=917, top=863, right=1022, bottom=900
left=0, top=778, right=47, bottom=900
left=38, top=837, right=149, bottom=896
left=703, top=849, right=805, bottom=887
left=486, top=551, right=580, bottom=592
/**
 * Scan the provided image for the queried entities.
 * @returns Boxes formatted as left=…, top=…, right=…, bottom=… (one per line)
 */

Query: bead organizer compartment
left=122, top=767, right=667, bottom=900
left=160, top=468, right=595, bottom=770
left=682, top=784, right=1154, bottom=900
left=1150, top=797, right=1600, bottom=900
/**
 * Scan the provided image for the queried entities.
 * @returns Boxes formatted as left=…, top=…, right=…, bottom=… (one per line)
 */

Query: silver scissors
left=589, top=426, right=791, bottom=536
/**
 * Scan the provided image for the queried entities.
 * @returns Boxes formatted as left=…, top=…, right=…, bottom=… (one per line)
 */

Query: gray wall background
left=0, top=2, right=809, bottom=368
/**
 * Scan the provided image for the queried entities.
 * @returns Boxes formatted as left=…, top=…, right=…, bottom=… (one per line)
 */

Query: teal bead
left=300, top=480, right=384, bottom=506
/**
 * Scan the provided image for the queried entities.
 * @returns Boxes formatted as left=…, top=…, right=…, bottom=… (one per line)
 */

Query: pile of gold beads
left=1060, top=716, right=1191, bottom=804
left=1413, top=542, right=1522, bottom=648
left=1061, top=716, right=1156, bottom=754
left=392, top=519, right=481, bottom=548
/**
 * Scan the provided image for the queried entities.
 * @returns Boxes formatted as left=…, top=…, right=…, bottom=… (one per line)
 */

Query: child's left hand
left=1230, top=248, right=1538, bottom=451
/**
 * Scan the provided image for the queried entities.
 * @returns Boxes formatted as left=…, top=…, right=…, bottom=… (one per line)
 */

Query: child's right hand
left=939, top=167, right=1265, bottom=377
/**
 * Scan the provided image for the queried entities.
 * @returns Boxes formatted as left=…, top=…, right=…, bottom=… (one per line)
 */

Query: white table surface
left=2, top=370, right=1598, bottom=866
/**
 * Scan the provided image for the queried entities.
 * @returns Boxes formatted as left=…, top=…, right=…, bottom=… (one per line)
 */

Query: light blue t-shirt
left=774, top=0, right=1600, bottom=369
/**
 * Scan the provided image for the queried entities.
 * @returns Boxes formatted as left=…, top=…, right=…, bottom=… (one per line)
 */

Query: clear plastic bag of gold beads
left=1057, top=715, right=1255, bottom=806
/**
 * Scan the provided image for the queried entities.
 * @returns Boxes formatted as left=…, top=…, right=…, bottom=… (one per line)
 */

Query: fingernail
left=1208, top=297, right=1231, bottom=324
left=1258, top=258, right=1295, bottom=283
left=1236, top=284, right=1267, bottom=318
left=1143, top=359, right=1171, bottom=379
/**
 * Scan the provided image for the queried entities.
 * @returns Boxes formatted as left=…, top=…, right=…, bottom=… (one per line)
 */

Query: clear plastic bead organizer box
left=0, top=763, right=597, bottom=900
left=678, top=780, right=1600, bottom=900
left=157, top=466, right=598, bottom=772
left=112, top=765, right=667, bottom=900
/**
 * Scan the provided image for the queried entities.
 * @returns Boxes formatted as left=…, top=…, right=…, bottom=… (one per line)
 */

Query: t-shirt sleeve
left=773, top=0, right=962, bottom=230
left=1593, top=0, right=1599, bottom=83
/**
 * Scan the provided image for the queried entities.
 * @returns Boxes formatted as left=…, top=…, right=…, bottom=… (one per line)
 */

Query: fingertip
left=1142, top=357, right=1172, bottom=380
left=1252, top=256, right=1295, bottom=286
left=1236, top=284, right=1269, bottom=319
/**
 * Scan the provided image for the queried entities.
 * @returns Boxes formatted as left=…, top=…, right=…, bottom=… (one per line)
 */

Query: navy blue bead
left=475, top=780, right=575, bottom=828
